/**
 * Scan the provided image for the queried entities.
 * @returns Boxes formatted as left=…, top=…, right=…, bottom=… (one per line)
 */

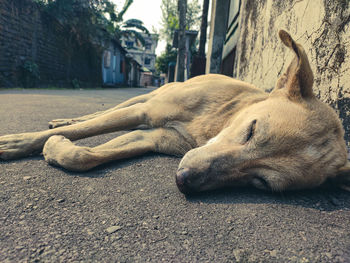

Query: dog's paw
left=0, top=133, right=40, bottom=160
left=42, top=135, right=67, bottom=166
left=48, top=119, right=77, bottom=129
left=43, top=135, right=93, bottom=172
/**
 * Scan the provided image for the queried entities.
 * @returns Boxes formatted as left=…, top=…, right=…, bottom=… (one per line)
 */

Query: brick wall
left=0, top=0, right=102, bottom=87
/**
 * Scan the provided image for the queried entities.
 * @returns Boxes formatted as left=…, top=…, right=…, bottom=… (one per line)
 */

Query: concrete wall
left=0, top=0, right=101, bottom=87
left=233, top=0, right=350, bottom=143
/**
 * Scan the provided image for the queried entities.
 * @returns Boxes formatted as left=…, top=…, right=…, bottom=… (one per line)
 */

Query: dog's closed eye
left=246, top=120, right=257, bottom=143
left=252, top=175, right=270, bottom=190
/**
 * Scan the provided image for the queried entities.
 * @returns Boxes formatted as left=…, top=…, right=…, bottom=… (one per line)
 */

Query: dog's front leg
left=48, top=110, right=107, bottom=129
left=48, top=93, right=153, bottom=129
left=42, top=128, right=193, bottom=172
left=0, top=104, right=148, bottom=160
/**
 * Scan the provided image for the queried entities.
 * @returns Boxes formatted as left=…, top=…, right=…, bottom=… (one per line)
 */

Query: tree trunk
left=198, top=0, right=209, bottom=57
left=176, top=0, right=187, bottom=82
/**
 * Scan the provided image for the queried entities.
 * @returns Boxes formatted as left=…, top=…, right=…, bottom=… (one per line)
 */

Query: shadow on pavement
left=5, top=152, right=349, bottom=212
left=185, top=186, right=350, bottom=211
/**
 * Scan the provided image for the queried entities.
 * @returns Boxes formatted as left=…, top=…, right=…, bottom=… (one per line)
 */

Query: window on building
left=144, top=58, right=151, bottom=65
left=104, top=51, right=111, bottom=68
left=126, top=41, right=134, bottom=48
left=145, top=43, right=152, bottom=50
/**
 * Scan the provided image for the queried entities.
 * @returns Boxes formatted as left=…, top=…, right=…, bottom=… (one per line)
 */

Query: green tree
left=156, top=44, right=177, bottom=74
left=38, top=0, right=146, bottom=44
left=120, top=18, right=150, bottom=46
left=159, top=0, right=201, bottom=43
left=35, top=0, right=149, bottom=79
left=157, top=0, right=201, bottom=78
left=160, top=0, right=178, bottom=43
left=187, top=0, right=202, bottom=29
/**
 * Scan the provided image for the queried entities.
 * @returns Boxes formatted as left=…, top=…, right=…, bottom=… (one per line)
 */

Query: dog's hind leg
left=42, top=128, right=194, bottom=171
left=48, top=93, right=153, bottom=129
left=0, top=103, right=150, bottom=160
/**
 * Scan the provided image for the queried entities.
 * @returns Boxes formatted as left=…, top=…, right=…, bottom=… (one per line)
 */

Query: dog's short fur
left=1, top=30, right=349, bottom=193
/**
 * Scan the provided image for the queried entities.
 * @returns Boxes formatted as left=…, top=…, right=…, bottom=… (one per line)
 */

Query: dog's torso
left=144, top=74, right=268, bottom=146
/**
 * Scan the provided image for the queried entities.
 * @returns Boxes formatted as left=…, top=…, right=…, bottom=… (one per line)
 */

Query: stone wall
left=233, top=0, right=350, bottom=143
left=0, top=0, right=101, bottom=87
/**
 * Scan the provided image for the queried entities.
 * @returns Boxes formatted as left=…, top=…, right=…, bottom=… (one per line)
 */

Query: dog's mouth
left=175, top=163, right=276, bottom=193
left=175, top=167, right=237, bottom=194
left=175, top=168, right=215, bottom=194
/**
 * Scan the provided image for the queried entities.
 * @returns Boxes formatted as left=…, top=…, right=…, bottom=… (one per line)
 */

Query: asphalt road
left=0, top=88, right=349, bottom=262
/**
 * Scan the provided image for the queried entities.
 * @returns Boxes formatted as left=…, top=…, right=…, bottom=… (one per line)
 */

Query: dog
left=0, top=30, right=349, bottom=194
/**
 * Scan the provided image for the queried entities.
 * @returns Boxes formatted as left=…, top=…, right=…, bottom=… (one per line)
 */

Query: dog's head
left=176, top=30, right=350, bottom=194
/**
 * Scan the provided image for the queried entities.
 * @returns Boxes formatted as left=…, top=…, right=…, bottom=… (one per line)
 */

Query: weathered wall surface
left=0, top=0, right=101, bottom=87
left=234, top=0, right=350, bottom=143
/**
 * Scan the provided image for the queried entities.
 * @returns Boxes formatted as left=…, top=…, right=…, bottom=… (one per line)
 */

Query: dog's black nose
left=176, top=168, right=192, bottom=194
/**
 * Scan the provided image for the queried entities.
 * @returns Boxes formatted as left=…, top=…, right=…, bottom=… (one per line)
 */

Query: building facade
left=102, top=41, right=127, bottom=86
left=121, top=33, right=158, bottom=73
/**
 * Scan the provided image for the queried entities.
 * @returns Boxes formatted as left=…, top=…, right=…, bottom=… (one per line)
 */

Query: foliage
left=35, top=0, right=148, bottom=46
left=19, top=60, right=40, bottom=88
left=116, top=0, right=150, bottom=43
left=160, top=0, right=178, bottom=43
left=120, top=19, right=150, bottom=46
left=157, top=0, right=201, bottom=76
left=123, top=19, right=150, bottom=34
left=156, top=44, right=178, bottom=74
left=33, top=0, right=149, bottom=82
left=187, top=0, right=202, bottom=29
left=159, top=0, right=201, bottom=43
left=71, top=78, right=81, bottom=89
left=37, top=0, right=115, bottom=44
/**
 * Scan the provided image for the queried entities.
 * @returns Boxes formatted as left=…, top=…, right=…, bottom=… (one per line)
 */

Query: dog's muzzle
left=175, top=168, right=193, bottom=194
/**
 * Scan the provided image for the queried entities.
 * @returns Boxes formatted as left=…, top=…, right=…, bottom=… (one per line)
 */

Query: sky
left=112, top=0, right=167, bottom=55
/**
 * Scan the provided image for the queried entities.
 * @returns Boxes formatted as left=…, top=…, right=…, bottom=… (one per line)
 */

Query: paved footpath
left=0, top=88, right=349, bottom=262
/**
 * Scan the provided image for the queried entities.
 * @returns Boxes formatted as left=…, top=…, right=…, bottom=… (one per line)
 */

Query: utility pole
left=198, top=0, right=209, bottom=58
left=176, top=0, right=187, bottom=82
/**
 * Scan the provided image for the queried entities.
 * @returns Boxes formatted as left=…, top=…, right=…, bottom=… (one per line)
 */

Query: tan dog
left=0, top=30, right=349, bottom=193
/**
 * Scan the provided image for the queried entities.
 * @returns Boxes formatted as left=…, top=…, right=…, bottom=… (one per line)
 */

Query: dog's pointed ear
left=275, top=30, right=314, bottom=100
left=332, top=160, right=350, bottom=191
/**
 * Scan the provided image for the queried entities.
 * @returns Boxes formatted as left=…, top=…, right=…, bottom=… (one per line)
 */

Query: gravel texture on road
left=0, top=88, right=349, bottom=262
